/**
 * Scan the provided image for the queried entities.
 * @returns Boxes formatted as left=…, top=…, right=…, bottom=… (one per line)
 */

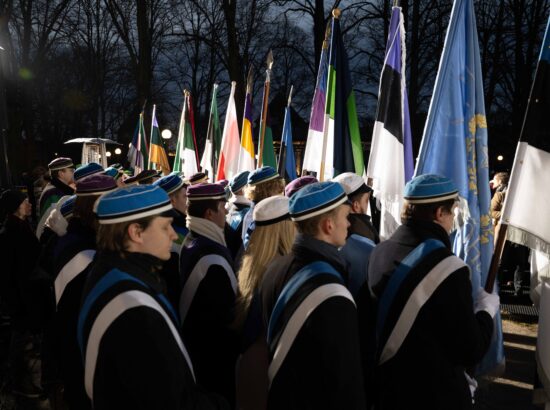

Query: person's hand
left=474, top=288, right=500, bottom=318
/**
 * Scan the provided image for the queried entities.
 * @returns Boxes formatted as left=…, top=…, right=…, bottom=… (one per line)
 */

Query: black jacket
left=260, top=234, right=366, bottom=410
left=80, top=251, right=228, bottom=410
left=179, top=232, right=239, bottom=408
left=348, top=213, right=380, bottom=244
left=366, top=220, right=494, bottom=410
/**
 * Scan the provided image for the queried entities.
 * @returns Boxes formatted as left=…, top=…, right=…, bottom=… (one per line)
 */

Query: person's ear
left=351, top=200, right=361, bottom=214
left=320, top=215, right=334, bottom=236
left=434, top=206, right=446, bottom=223
left=127, top=223, right=144, bottom=244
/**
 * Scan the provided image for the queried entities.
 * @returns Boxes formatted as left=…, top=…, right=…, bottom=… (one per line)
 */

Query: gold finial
left=332, top=8, right=341, bottom=19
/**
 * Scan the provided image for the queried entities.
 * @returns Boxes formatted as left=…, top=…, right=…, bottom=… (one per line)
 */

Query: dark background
left=0, top=0, right=547, bottom=184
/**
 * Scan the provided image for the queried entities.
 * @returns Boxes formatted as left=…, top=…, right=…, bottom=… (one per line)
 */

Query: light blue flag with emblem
left=415, top=0, right=503, bottom=374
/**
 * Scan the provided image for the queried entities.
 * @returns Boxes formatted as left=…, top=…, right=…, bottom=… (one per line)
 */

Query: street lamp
left=161, top=129, right=172, bottom=139
left=106, top=151, right=112, bottom=157
left=497, top=155, right=503, bottom=161
left=114, top=148, right=122, bottom=155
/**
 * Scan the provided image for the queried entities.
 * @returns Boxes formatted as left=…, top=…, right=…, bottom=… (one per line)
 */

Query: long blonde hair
left=237, top=219, right=296, bottom=323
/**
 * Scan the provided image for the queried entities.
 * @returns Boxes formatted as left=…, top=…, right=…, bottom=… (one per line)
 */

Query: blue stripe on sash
left=267, top=261, right=341, bottom=343
left=376, top=239, right=445, bottom=336
left=78, top=268, right=179, bottom=354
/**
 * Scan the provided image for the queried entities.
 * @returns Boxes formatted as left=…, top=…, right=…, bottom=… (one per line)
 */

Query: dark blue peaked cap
left=60, top=195, right=76, bottom=217
left=247, top=166, right=279, bottom=186
left=74, top=162, right=104, bottom=182
left=404, top=174, right=459, bottom=204
left=94, top=185, right=174, bottom=224
left=289, top=181, right=350, bottom=222
left=230, top=171, right=250, bottom=194
left=154, top=174, right=186, bottom=195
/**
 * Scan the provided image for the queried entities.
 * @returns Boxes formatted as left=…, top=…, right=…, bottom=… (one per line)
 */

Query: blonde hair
left=244, top=178, right=284, bottom=203
left=236, top=219, right=296, bottom=324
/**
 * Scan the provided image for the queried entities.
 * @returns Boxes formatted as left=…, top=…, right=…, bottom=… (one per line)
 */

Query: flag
left=174, top=92, right=199, bottom=178
left=501, top=17, right=550, bottom=255
left=415, top=0, right=502, bottom=373
left=237, top=70, right=255, bottom=173
left=278, top=88, right=297, bottom=181
left=217, top=81, right=240, bottom=181
left=367, top=6, right=414, bottom=239
left=148, top=104, right=171, bottom=175
left=326, top=11, right=365, bottom=179
left=258, top=110, right=277, bottom=169
left=128, top=113, right=148, bottom=174
left=303, top=22, right=330, bottom=179
left=201, top=84, right=222, bottom=179
left=257, top=51, right=277, bottom=169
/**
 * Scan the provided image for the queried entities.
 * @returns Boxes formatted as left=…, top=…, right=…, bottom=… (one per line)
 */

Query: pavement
left=474, top=286, right=541, bottom=410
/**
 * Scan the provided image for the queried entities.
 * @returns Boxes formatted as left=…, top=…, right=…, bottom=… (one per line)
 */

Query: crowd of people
left=0, top=157, right=502, bottom=410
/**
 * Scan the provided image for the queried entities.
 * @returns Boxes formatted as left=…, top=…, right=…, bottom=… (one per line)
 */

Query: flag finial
left=332, top=8, right=341, bottom=19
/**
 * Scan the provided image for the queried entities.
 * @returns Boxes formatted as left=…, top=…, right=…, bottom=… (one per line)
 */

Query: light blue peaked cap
left=404, top=174, right=459, bottom=204
left=94, top=184, right=174, bottom=224
left=153, top=174, right=186, bottom=195
left=230, top=170, right=250, bottom=194
left=247, top=166, right=279, bottom=186
left=74, top=162, right=104, bottom=182
left=289, top=181, right=350, bottom=222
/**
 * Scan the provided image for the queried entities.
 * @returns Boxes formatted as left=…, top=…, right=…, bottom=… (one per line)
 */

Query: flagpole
left=258, top=50, right=274, bottom=167
left=148, top=104, right=156, bottom=170
left=186, top=91, right=200, bottom=168
left=319, top=9, right=339, bottom=181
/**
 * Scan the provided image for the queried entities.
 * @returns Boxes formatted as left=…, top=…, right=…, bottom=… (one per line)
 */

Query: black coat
left=0, top=215, right=43, bottom=330
left=179, top=232, right=239, bottom=408
left=366, top=220, right=494, bottom=410
left=260, top=234, right=366, bottom=410
left=80, top=251, right=228, bottom=410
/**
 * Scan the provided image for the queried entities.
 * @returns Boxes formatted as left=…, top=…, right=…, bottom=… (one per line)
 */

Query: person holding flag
left=367, top=174, right=499, bottom=409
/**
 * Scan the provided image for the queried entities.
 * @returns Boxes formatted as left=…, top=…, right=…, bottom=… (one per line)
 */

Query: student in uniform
left=227, top=171, right=252, bottom=237
left=179, top=183, right=238, bottom=407
left=241, top=166, right=284, bottom=248
left=46, top=174, right=117, bottom=409
left=235, top=195, right=296, bottom=410
left=260, top=181, right=366, bottom=410
left=78, top=184, right=228, bottom=409
left=39, top=157, right=75, bottom=217
left=367, top=174, right=499, bottom=410
left=153, top=173, right=189, bottom=307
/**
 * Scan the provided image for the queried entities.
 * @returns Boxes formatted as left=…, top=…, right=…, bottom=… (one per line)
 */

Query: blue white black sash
left=54, top=249, right=95, bottom=306
left=77, top=269, right=194, bottom=401
left=179, top=254, right=237, bottom=323
left=267, top=261, right=354, bottom=387
left=377, top=239, right=467, bottom=364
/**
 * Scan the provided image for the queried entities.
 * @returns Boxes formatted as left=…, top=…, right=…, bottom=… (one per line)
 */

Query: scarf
left=186, top=215, right=226, bottom=247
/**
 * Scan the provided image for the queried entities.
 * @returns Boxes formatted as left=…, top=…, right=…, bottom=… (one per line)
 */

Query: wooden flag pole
left=485, top=223, right=508, bottom=293
left=258, top=50, right=274, bottom=167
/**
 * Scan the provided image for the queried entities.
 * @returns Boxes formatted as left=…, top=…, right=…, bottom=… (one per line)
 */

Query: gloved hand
left=474, top=288, right=500, bottom=318
left=464, top=371, right=478, bottom=403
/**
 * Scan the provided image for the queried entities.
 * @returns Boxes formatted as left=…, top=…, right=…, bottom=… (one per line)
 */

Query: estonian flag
left=501, top=17, right=550, bottom=255
left=367, top=6, right=414, bottom=239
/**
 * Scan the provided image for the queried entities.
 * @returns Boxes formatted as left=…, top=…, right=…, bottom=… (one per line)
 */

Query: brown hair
left=96, top=215, right=155, bottom=254
left=186, top=199, right=224, bottom=219
left=245, top=178, right=285, bottom=203
left=73, top=195, right=100, bottom=231
left=494, top=172, right=509, bottom=186
left=400, top=198, right=456, bottom=224
left=294, top=207, right=338, bottom=236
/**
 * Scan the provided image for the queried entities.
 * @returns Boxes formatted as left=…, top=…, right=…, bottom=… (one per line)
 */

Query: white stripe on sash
left=179, top=254, right=237, bottom=323
left=84, top=290, right=195, bottom=400
left=379, top=255, right=467, bottom=364
left=268, top=283, right=355, bottom=388
left=54, top=250, right=96, bottom=306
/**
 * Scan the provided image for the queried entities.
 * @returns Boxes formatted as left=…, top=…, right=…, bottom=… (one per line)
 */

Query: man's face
left=134, top=216, right=177, bottom=260
left=170, top=187, right=188, bottom=215
left=58, top=168, right=75, bottom=185
left=207, top=200, right=228, bottom=229
left=329, top=204, right=351, bottom=247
